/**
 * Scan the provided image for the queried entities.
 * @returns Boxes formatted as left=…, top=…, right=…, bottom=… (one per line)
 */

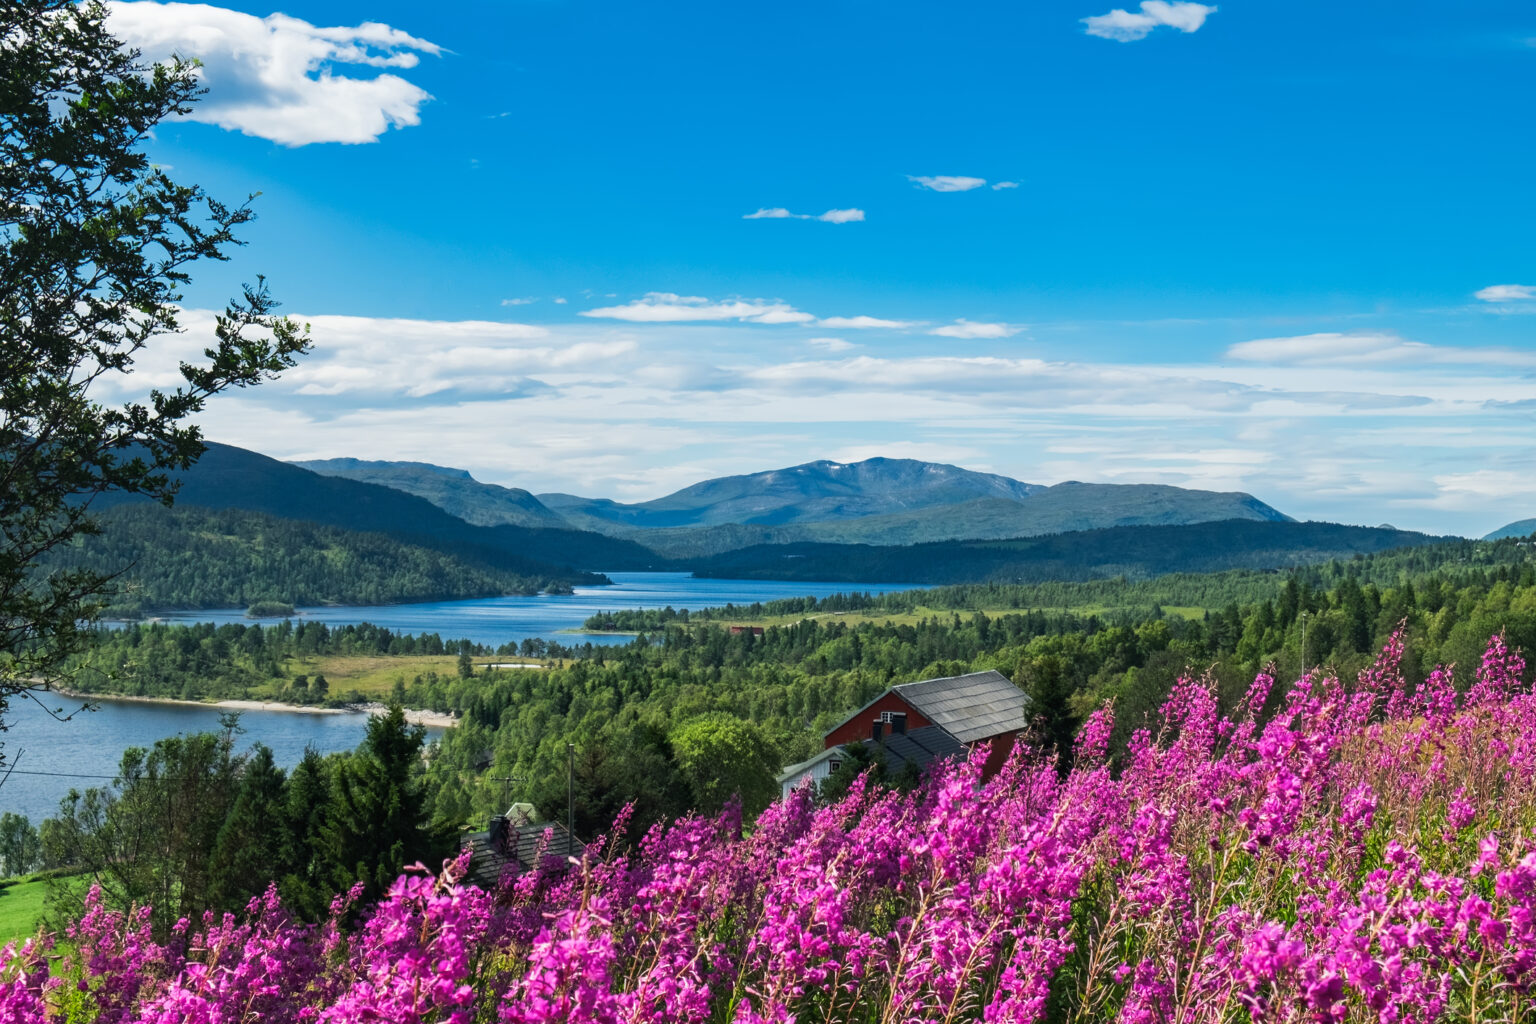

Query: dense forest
left=58, top=534, right=1536, bottom=845
left=688, top=519, right=1450, bottom=583
left=38, top=504, right=583, bottom=615
left=594, top=533, right=1536, bottom=628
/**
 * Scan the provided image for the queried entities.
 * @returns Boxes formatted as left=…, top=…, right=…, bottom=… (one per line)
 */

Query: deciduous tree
left=0, top=0, right=308, bottom=741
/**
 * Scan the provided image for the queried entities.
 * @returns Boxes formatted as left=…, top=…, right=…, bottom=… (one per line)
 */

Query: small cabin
left=777, top=669, right=1029, bottom=799
left=461, top=803, right=586, bottom=888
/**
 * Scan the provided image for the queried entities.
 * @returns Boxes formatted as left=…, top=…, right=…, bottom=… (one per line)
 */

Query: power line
left=4, top=763, right=505, bottom=783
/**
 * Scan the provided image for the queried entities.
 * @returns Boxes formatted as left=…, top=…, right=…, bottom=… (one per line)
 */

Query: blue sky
left=104, top=0, right=1536, bottom=535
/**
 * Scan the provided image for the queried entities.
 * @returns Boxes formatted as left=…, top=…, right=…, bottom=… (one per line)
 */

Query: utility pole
left=1300, top=611, right=1308, bottom=676
left=566, top=742, right=575, bottom=847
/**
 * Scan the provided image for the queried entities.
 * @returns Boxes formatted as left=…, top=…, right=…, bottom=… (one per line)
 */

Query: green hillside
left=687, top=519, right=1447, bottom=584
left=96, top=442, right=668, bottom=574
left=41, top=504, right=568, bottom=614
left=293, top=458, right=567, bottom=529
left=1485, top=519, right=1536, bottom=541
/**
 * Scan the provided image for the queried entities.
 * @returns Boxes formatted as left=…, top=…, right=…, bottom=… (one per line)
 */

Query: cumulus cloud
left=743, top=207, right=866, bottom=223
left=930, top=319, right=1023, bottom=339
left=817, top=315, right=918, bottom=329
left=907, top=175, right=988, bottom=193
left=1082, top=1, right=1216, bottom=42
left=1476, top=284, right=1536, bottom=302
left=580, top=292, right=816, bottom=324
left=105, top=1, right=439, bottom=145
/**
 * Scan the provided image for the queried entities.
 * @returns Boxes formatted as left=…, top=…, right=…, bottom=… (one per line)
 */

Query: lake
left=4, top=572, right=919, bottom=824
left=0, top=696, right=449, bottom=826
left=145, top=571, right=920, bottom=649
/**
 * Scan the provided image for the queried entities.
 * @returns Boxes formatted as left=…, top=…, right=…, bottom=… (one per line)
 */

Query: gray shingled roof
left=867, top=726, right=970, bottom=773
left=892, top=669, right=1029, bottom=745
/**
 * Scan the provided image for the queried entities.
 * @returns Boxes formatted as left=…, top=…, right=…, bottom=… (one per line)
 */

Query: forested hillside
left=293, top=458, right=568, bottom=529
left=38, top=505, right=570, bottom=615
left=689, top=519, right=1447, bottom=583
left=65, top=533, right=1536, bottom=841
left=96, top=441, right=667, bottom=574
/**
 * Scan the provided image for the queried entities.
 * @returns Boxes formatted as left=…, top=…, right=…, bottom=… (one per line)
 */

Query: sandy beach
left=57, top=691, right=459, bottom=728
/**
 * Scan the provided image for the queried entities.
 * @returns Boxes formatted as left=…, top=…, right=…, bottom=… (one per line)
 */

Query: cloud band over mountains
left=129, top=306, right=1536, bottom=534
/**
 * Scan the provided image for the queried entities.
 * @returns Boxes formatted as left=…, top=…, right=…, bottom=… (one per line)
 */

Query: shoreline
left=55, top=691, right=459, bottom=729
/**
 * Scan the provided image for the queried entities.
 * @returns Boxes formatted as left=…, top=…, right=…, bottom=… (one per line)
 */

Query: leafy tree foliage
left=0, top=812, right=41, bottom=878
left=40, top=709, right=447, bottom=936
left=668, top=713, right=780, bottom=818
left=42, top=730, right=243, bottom=935
left=319, top=706, right=441, bottom=896
left=0, top=0, right=307, bottom=734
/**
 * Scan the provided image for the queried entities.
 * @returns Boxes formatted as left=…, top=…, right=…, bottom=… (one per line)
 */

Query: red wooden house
left=777, top=669, right=1030, bottom=798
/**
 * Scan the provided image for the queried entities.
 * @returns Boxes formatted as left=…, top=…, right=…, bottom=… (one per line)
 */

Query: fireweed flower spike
left=8, top=631, right=1536, bottom=1021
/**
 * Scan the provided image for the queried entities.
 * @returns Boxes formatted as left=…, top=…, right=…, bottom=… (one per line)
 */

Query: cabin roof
left=822, top=669, right=1028, bottom=746
left=891, top=670, right=1029, bottom=745
left=870, top=725, right=970, bottom=773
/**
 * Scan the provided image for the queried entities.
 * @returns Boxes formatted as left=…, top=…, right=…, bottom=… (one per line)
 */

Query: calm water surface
left=149, top=571, right=919, bottom=648
left=1, top=696, right=447, bottom=825
left=4, top=573, right=918, bottom=824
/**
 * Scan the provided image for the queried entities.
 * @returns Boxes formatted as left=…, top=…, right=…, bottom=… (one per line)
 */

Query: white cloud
left=807, top=337, right=856, bottom=352
left=1082, top=1, right=1216, bottom=42
left=580, top=292, right=816, bottom=324
left=553, top=297, right=568, bottom=304
left=500, top=298, right=537, bottom=307
left=1476, top=284, right=1536, bottom=302
left=930, top=319, right=1023, bottom=339
left=817, top=315, right=918, bottom=330
left=106, top=2, right=439, bottom=145
left=1226, top=332, right=1536, bottom=368
left=743, top=207, right=866, bottom=223
left=136, top=308, right=1536, bottom=535
left=907, top=175, right=988, bottom=193
left=991, top=181, right=1020, bottom=190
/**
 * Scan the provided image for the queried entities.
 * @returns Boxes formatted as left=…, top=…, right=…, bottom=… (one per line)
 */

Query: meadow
left=4, top=628, right=1535, bottom=1022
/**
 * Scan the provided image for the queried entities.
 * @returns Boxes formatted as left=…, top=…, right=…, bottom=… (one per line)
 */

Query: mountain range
left=295, top=455, right=1293, bottom=553
left=60, top=442, right=1459, bottom=606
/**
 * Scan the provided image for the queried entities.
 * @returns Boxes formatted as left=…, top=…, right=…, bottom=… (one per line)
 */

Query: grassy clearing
left=296, top=654, right=463, bottom=696
left=0, top=874, right=87, bottom=944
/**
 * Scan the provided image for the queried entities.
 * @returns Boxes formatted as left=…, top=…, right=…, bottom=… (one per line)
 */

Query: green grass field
left=0, top=874, right=84, bottom=944
left=302, top=654, right=464, bottom=696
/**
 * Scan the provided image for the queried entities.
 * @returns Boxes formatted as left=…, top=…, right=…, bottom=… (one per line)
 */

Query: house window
left=880, top=711, right=908, bottom=735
